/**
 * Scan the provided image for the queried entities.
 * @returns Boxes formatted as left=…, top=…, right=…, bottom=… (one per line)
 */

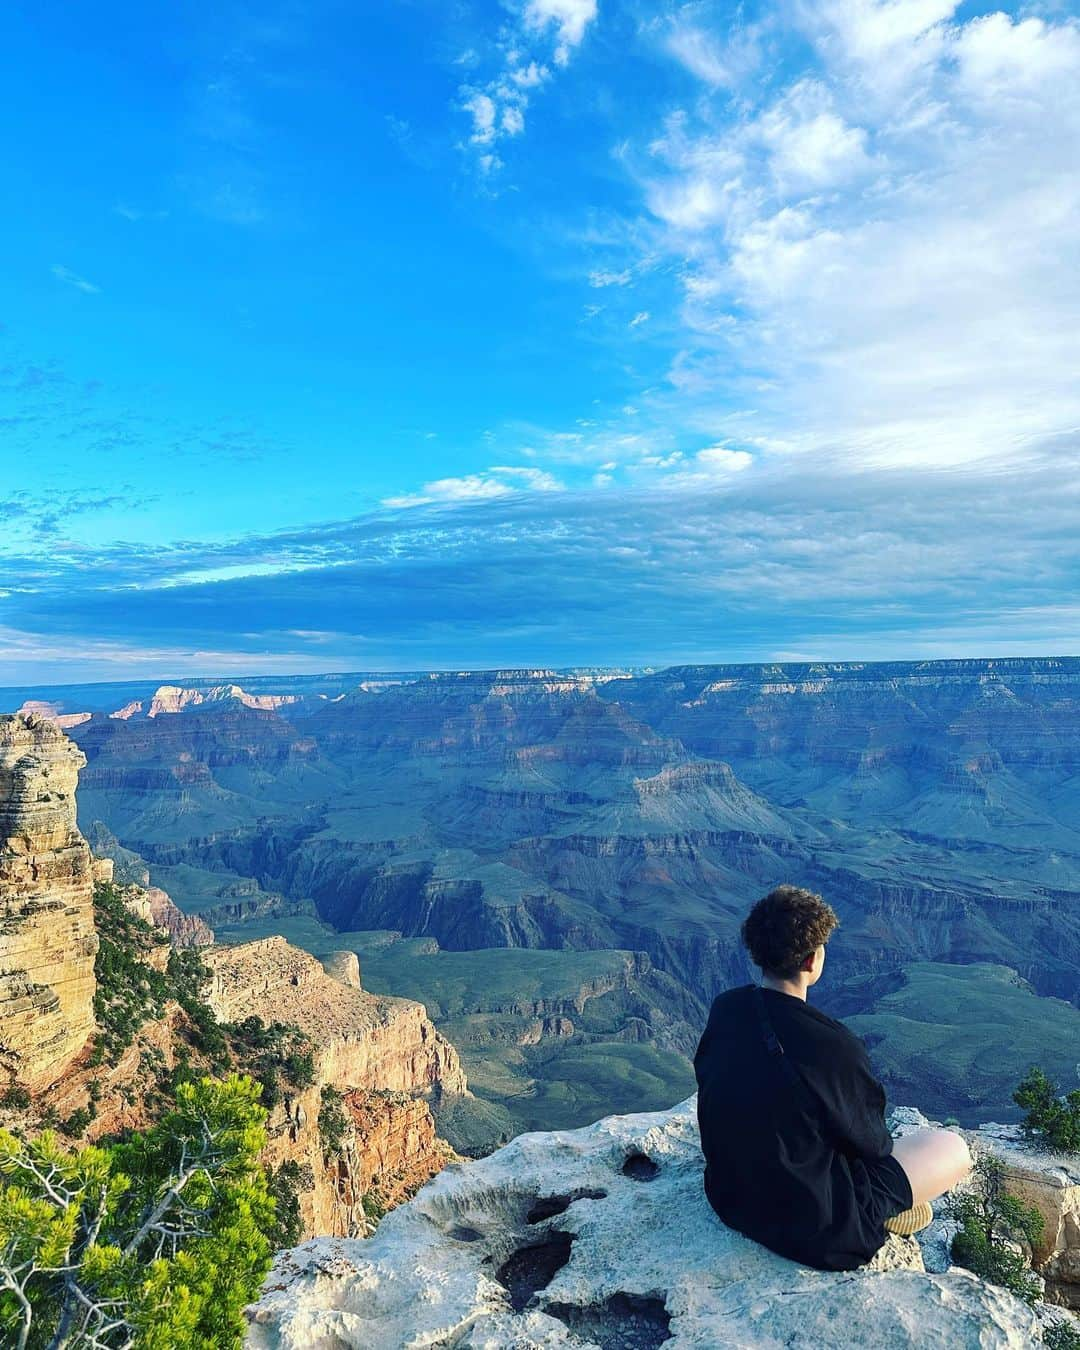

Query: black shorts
left=865, top=1152, right=915, bottom=1219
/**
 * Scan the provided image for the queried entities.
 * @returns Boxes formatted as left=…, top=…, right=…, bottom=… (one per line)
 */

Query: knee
left=941, top=1129, right=973, bottom=1181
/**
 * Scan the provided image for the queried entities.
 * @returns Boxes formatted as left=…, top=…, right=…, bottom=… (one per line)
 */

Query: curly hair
left=741, top=885, right=839, bottom=979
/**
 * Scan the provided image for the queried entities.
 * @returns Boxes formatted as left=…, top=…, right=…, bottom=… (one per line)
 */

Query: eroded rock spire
left=0, top=713, right=98, bottom=1089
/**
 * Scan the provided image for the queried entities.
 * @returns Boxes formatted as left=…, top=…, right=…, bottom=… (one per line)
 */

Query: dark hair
left=741, top=885, right=839, bottom=979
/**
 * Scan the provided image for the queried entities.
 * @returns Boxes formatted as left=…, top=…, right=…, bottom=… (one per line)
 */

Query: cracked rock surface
left=246, top=1098, right=1045, bottom=1348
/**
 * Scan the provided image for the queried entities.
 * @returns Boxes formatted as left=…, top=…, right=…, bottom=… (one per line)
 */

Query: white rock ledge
left=246, top=1097, right=1052, bottom=1347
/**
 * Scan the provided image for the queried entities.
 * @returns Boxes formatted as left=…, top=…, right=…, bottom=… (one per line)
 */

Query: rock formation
left=13, top=700, right=91, bottom=730
left=93, top=855, right=214, bottom=947
left=55, top=658, right=1080, bottom=1133
left=203, top=937, right=467, bottom=1097
left=141, top=886, right=215, bottom=946
left=893, top=1106, right=1080, bottom=1310
left=202, top=937, right=467, bottom=1235
left=0, top=714, right=97, bottom=1089
left=247, top=1097, right=1078, bottom=1348
left=144, top=684, right=302, bottom=717
left=0, top=716, right=468, bottom=1245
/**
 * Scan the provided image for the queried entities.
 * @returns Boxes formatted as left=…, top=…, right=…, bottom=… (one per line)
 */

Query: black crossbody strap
left=753, top=987, right=814, bottom=1101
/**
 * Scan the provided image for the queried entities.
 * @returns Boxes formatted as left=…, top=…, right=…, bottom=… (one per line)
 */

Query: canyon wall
left=0, top=715, right=466, bottom=1241
left=0, top=713, right=97, bottom=1089
left=202, top=936, right=467, bottom=1234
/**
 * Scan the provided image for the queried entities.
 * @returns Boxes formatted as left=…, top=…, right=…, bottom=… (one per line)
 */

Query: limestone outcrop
left=203, top=937, right=468, bottom=1097
left=145, top=684, right=302, bottom=717
left=92, top=855, right=214, bottom=949
left=247, top=1098, right=1068, bottom=1348
left=203, top=937, right=468, bottom=1235
left=0, top=714, right=97, bottom=1089
left=142, top=886, right=215, bottom=947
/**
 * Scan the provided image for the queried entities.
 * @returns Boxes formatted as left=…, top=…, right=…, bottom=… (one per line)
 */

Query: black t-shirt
left=694, top=984, right=898, bottom=1270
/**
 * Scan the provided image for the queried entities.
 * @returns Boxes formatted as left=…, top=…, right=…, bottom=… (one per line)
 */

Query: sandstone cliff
left=0, top=713, right=97, bottom=1089
left=893, top=1106, right=1080, bottom=1310
left=202, top=937, right=467, bottom=1235
left=202, top=937, right=467, bottom=1097
left=247, top=1098, right=1080, bottom=1349
left=0, top=716, right=466, bottom=1244
left=92, top=855, right=214, bottom=948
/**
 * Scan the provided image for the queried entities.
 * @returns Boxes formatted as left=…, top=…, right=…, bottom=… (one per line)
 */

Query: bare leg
left=891, top=1128, right=972, bottom=1207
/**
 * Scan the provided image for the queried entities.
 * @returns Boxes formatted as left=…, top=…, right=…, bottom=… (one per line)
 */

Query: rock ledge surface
left=247, top=1098, right=1047, bottom=1348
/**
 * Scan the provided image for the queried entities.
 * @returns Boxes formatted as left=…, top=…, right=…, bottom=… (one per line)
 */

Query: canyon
left=0, top=711, right=467, bottom=1239
left=12, top=657, right=1075, bottom=1143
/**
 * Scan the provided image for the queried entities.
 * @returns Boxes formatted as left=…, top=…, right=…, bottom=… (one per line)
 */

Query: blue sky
left=2, top=0, right=1078, bottom=683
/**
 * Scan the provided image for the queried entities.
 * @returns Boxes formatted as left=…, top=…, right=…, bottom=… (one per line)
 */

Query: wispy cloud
left=51, top=265, right=100, bottom=294
left=383, top=465, right=563, bottom=509
left=3, top=439, right=1077, bottom=678
left=615, top=3, right=1080, bottom=470
left=459, top=0, right=598, bottom=170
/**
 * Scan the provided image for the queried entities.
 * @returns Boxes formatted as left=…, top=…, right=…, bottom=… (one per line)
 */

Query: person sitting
left=694, top=884, right=972, bottom=1271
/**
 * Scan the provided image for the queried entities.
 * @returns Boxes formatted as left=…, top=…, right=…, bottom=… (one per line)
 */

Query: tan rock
left=973, top=1123, right=1080, bottom=1309
left=144, top=885, right=214, bottom=947
left=321, top=950, right=361, bottom=989
left=0, top=714, right=97, bottom=1090
left=203, top=937, right=467, bottom=1097
left=202, top=937, right=468, bottom=1237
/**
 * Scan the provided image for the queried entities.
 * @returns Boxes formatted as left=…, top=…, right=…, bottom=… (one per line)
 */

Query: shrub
left=318, top=1085, right=349, bottom=1159
left=0, top=1085, right=31, bottom=1111
left=91, top=881, right=172, bottom=1061
left=62, top=1107, right=94, bottom=1139
left=1044, top=1317, right=1080, bottom=1349
left=949, top=1152, right=1045, bottom=1307
left=1015, top=1067, right=1080, bottom=1153
left=266, top=1160, right=305, bottom=1249
left=282, top=1047, right=316, bottom=1089
left=0, top=1075, right=275, bottom=1349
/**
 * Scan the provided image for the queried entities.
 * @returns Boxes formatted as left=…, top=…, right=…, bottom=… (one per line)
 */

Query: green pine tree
left=949, top=1151, right=1045, bottom=1307
left=0, top=1074, right=274, bottom=1349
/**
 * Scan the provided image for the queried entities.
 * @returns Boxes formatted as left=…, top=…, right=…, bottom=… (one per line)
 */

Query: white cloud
left=525, top=0, right=597, bottom=64
left=629, top=310, right=650, bottom=327
left=51, top=265, right=100, bottom=294
left=463, top=90, right=497, bottom=143
left=589, top=267, right=633, bottom=287
left=628, top=3, right=1080, bottom=470
left=664, top=17, right=763, bottom=91
left=511, top=60, right=550, bottom=89
left=755, top=82, right=871, bottom=191
left=458, top=0, right=597, bottom=167
left=383, top=465, right=563, bottom=509
left=695, top=446, right=753, bottom=472
left=501, top=104, right=526, bottom=136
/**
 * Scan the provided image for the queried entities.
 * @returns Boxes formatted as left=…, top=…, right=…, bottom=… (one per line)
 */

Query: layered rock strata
left=204, top=937, right=467, bottom=1235
left=247, top=1097, right=1070, bottom=1348
left=0, top=714, right=97, bottom=1088
left=203, top=937, right=467, bottom=1096
left=93, top=855, right=214, bottom=949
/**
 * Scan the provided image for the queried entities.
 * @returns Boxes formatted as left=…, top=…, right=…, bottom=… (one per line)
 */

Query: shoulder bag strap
left=753, top=986, right=817, bottom=1105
